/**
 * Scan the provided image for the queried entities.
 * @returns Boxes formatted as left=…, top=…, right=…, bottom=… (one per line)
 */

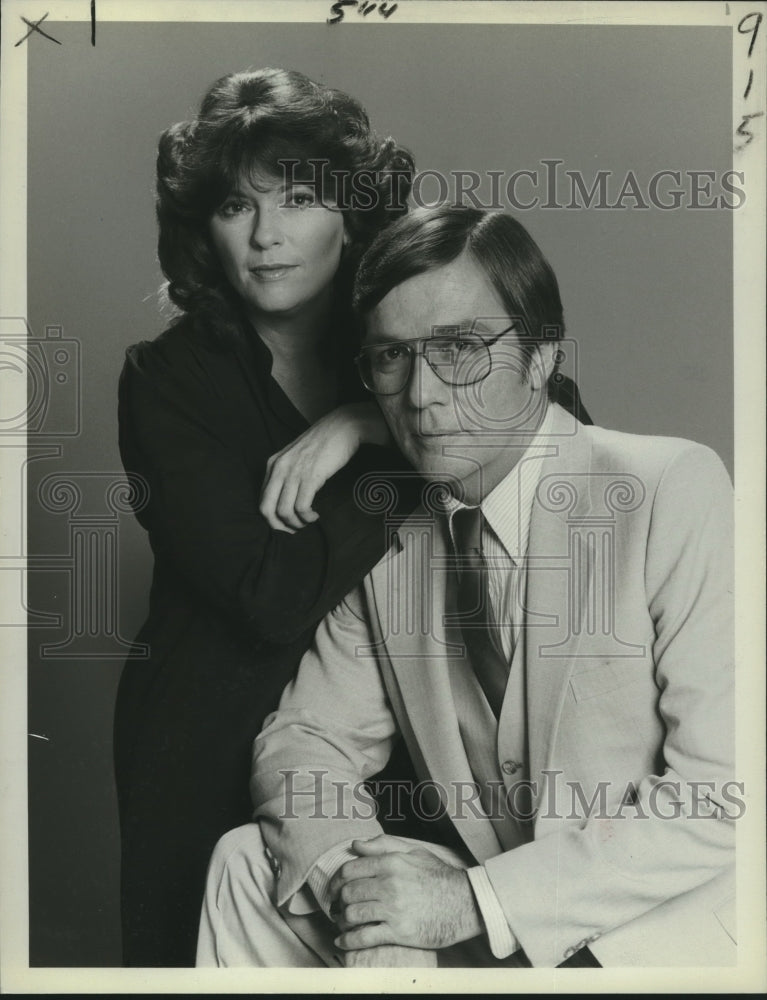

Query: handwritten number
left=328, top=0, right=398, bottom=22
left=735, top=12, right=763, bottom=150
left=735, top=111, right=764, bottom=149
left=328, top=0, right=357, bottom=24
left=737, top=11, right=762, bottom=58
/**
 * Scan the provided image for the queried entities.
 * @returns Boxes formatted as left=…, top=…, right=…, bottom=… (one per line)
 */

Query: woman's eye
left=218, top=200, right=248, bottom=218
left=286, top=189, right=316, bottom=208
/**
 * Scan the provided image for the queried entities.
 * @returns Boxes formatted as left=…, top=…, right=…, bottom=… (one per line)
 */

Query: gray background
left=26, top=21, right=732, bottom=965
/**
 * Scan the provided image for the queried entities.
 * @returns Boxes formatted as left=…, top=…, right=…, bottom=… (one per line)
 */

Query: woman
left=114, top=67, right=418, bottom=967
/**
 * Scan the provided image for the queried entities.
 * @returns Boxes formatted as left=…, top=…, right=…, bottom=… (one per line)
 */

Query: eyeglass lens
left=358, top=334, right=492, bottom=395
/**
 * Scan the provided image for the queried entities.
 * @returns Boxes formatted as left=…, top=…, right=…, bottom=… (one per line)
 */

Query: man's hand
left=341, top=945, right=438, bottom=968
left=329, top=834, right=482, bottom=953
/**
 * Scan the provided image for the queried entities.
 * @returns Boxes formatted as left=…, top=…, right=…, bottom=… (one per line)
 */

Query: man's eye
left=371, top=345, right=408, bottom=370
left=381, top=346, right=406, bottom=361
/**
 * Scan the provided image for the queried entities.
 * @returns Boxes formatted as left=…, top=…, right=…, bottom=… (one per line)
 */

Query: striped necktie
left=451, top=506, right=509, bottom=718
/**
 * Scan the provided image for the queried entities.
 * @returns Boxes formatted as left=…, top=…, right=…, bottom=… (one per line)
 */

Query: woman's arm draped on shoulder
left=259, top=401, right=392, bottom=533
left=118, top=334, right=416, bottom=645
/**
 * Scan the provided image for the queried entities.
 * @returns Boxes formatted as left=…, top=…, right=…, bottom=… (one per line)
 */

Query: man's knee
left=199, top=823, right=330, bottom=967
left=206, top=822, right=276, bottom=912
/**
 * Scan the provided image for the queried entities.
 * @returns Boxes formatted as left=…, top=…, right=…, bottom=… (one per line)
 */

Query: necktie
left=451, top=506, right=509, bottom=718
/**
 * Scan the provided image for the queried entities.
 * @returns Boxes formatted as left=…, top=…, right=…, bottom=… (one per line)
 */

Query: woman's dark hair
left=156, top=67, right=414, bottom=335
left=353, top=206, right=565, bottom=389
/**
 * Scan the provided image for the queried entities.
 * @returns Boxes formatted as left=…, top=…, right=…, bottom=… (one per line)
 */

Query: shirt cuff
left=305, top=842, right=359, bottom=919
left=466, top=865, right=519, bottom=959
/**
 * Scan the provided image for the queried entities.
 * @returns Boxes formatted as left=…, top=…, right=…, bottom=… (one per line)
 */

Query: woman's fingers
left=259, top=406, right=364, bottom=531
left=261, top=457, right=320, bottom=531
left=294, top=477, right=321, bottom=525
left=259, top=493, right=292, bottom=533
left=274, top=476, right=305, bottom=531
left=260, top=457, right=297, bottom=533
left=260, top=441, right=328, bottom=531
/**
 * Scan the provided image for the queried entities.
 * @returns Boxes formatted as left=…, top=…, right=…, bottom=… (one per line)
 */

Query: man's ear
left=528, top=342, right=558, bottom=391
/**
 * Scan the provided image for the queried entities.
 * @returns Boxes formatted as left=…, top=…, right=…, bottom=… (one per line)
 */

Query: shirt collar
left=445, top=404, right=555, bottom=564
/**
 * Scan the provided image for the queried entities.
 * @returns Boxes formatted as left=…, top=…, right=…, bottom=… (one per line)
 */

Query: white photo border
left=1, top=0, right=764, bottom=993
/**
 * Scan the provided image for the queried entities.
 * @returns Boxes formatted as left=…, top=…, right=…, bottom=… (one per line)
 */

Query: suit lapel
left=523, top=408, right=595, bottom=802
left=366, top=508, right=503, bottom=863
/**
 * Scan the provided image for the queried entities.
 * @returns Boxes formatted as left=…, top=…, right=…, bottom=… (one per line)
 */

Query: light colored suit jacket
left=252, top=405, right=736, bottom=966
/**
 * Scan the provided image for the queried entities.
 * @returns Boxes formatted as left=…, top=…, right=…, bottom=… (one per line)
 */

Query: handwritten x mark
left=15, top=12, right=62, bottom=47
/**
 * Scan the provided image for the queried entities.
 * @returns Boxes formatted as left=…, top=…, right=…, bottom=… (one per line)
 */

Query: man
left=197, top=207, right=736, bottom=968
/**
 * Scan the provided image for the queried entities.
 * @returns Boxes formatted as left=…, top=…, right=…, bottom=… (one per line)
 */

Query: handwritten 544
left=328, top=1, right=399, bottom=24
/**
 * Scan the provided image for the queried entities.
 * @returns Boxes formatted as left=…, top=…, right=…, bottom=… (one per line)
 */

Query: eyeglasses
left=355, top=324, right=518, bottom=396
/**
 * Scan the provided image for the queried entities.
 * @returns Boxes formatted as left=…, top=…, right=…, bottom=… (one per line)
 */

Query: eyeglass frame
left=354, top=322, right=521, bottom=396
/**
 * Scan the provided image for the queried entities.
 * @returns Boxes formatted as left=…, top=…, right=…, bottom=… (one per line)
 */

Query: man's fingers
left=343, top=901, right=385, bottom=926
left=334, top=922, right=390, bottom=951
left=330, top=863, right=375, bottom=900
left=339, top=875, right=379, bottom=905
left=351, top=835, right=414, bottom=856
left=330, top=840, right=415, bottom=898
left=334, top=854, right=396, bottom=888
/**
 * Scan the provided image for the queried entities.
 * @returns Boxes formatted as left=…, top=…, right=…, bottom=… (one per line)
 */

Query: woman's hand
left=259, top=402, right=391, bottom=533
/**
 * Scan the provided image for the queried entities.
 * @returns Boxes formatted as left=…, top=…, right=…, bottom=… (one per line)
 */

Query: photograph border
left=1, top=0, right=764, bottom=993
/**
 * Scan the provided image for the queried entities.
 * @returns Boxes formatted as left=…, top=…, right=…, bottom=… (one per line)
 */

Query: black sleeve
left=118, top=335, right=418, bottom=645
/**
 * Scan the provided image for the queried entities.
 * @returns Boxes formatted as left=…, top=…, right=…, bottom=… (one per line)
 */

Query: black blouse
left=118, top=314, right=409, bottom=643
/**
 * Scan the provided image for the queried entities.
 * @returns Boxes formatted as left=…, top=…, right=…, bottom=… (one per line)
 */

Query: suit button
left=264, top=846, right=281, bottom=877
left=502, top=760, right=523, bottom=775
